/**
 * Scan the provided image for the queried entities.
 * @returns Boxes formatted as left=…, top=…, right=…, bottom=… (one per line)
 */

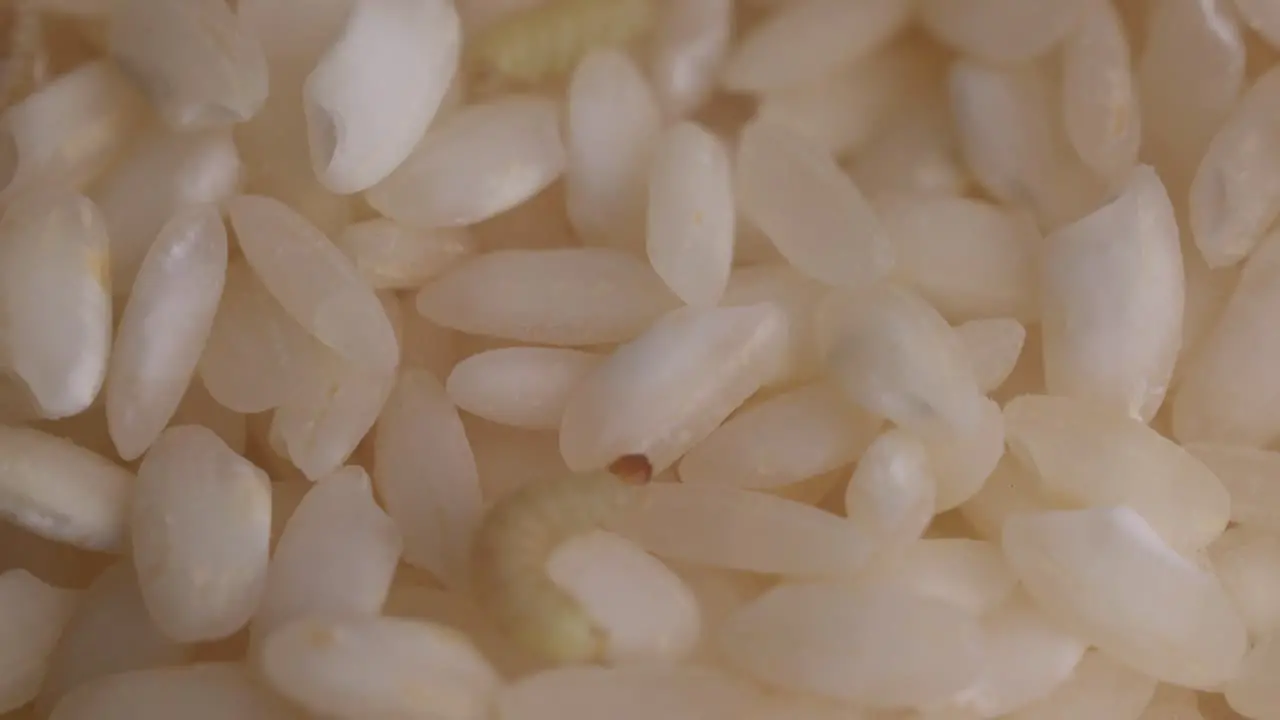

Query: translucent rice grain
left=93, top=128, right=241, bottom=295
left=817, top=283, right=984, bottom=437
left=961, top=456, right=1052, bottom=542
left=844, top=429, right=936, bottom=559
left=720, top=264, right=826, bottom=382
left=720, top=582, right=984, bottom=707
left=0, top=60, right=144, bottom=200
left=446, top=348, right=602, bottom=430
left=956, top=318, right=1027, bottom=393
left=736, top=118, right=894, bottom=289
left=498, top=665, right=759, bottom=720
left=1225, top=633, right=1280, bottom=720
left=374, top=368, right=483, bottom=587
left=228, top=194, right=399, bottom=372
left=948, top=58, right=1056, bottom=210
left=559, top=303, right=789, bottom=473
left=130, top=426, right=270, bottom=643
left=876, top=194, right=1038, bottom=322
left=1174, top=228, right=1280, bottom=445
left=105, top=206, right=227, bottom=461
left=646, top=121, right=735, bottom=307
left=755, top=40, right=937, bottom=159
left=108, top=0, right=268, bottom=129
left=38, top=563, right=190, bottom=713
left=253, top=467, right=402, bottom=639
left=566, top=50, right=661, bottom=247
left=197, top=262, right=324, bottom=415
left=850, top=108, right=971, bottom=199
left=546, top=529, right=701, bottom=662
left=417, top=248, right=678, bottom=346
left=303, top=0, right=459, bottom=194
left=948, top=597, right=1087, bottom=718
left=260, top=615, right=499, bottom=720
left=1139, top=0, right=1245, bottom=196
left=647, top=0, right=731, bottom=118
left=1189, top=67, right=1280, bottom=268
left=1005, top=650, right=1157, bottom=720
left=923, top=395, right=1006, bottom=511
left=0, top=570, right=78, bottom=713
left=679, top=383, right=881, bottom=489
left=1002, top=507, right=1247, bottom=688
left=366, top=96, right=565, bottom=228
left=1208, top=527, right=1280, bottom=636
left=1004, top=395, right=1229, bottom=552
left=271, top=349, right=395, bottom=481
left=1061, top=0, right=1141, bottom=186
left=1040, top=165, right=1184, bottom=422
left=1187, top=444, right=1280, bottom=532
left=720, top=0, right=912, bottom=92
left=337, top=219, right=473, bottom=290
left=918, top=0, right=1085, bottom=63
left=0, top=191, right=111, bottom=419
left=0, top=426, right=132, bottom=552
left=861, top=539, right=1018, bottom=617
left=48, top=663, right=298, bottom=720
left=609, top=483, right=872, bottom=576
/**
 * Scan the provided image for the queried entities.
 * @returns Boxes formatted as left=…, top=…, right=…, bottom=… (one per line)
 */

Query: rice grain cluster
left=0, top=0, right=1276, bottom=719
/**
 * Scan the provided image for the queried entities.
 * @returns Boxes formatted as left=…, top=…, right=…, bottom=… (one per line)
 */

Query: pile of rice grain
left=1, top=0, right=1279, bottom=717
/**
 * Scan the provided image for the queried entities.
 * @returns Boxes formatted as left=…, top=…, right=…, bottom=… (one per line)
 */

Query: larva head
left=608, top=454, right=653, bottom=485
left=515, top=603, right=606, bottom=664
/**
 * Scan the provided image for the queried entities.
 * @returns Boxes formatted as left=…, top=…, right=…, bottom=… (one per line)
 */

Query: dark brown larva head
left=608, top=454, right=653, bottom=485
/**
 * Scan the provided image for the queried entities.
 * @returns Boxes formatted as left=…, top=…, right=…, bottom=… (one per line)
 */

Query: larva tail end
left=608, top=454, right=653, bottom=485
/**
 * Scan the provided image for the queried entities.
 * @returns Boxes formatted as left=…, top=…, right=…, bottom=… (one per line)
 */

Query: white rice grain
left=130, top=426, right=271, bottom=643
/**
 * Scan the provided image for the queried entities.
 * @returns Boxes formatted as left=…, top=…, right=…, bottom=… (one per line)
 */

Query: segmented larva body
left=472, top=455, right=652, bottom=663
left=468, top=0, right=655, bottom=86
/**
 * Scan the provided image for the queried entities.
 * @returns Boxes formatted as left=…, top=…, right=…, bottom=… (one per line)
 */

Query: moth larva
left=471, top=454, right=652, bottom=663
left=467, top=0, right=655, bottom=87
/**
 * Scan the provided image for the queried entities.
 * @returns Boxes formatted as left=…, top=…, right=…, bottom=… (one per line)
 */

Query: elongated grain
left=228, top=194, right=399, bottom=372
left=560, top=303, right=789, bottom=473
left=253, top=467, right=402, bottom=639
left=1041, top=166, right=1183, bottom=422
left=1003, top=507, right=1246, bottom=688
left=679, top=383, right=880, bottom=489
left=447, top=348, right=601, bottom=431
left=0, top=570, right=78, bottom=713
left=646, top=121, right=734, bottom=306
left=260, top=615, right=498, bottom=719
left=131, top=426, right=270, bottom=642
left=0, top=427, right=132, bottom=552
left=366, top=96, right=565, bottom=228
left=566, top=50, right=660, bottom=247
left=720, top=582, right=984, bottom=707
left=610, top=483, right=872, bottom=576
left=106, top=206, right=228, bottom=461
left=304, top=0, right=459, bottom=193
left=108, top=0, right=267, bottom=128
left=0, top=192, right=111, bottom=419
left=877, top=194, right=1037, bottom=322
left=1005, top=394, right=1229, bottom=552
left=417, top=248, right=678, bottom=346
left=374, top=368, right=482, bottom=588
left=736, top=118, right=893, bottom=289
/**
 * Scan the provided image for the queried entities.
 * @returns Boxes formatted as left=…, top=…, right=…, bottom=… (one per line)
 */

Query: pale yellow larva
left=471, top=455, right=652, bottom=663
left=468, top=0, right=655, bottom=87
